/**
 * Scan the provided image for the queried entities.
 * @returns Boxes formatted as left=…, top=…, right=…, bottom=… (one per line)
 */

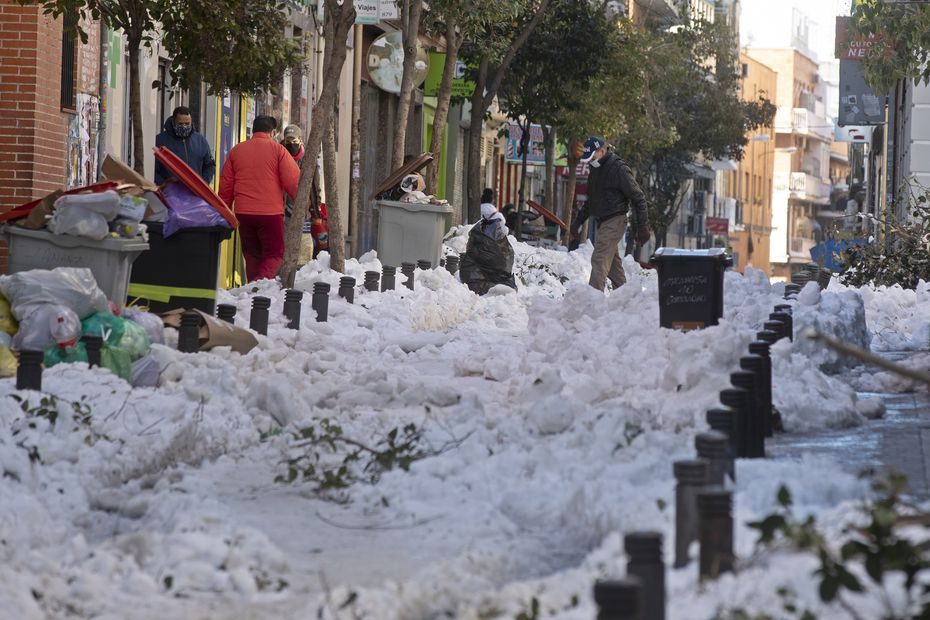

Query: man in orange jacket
left=219, top=115, right=301, bottom=282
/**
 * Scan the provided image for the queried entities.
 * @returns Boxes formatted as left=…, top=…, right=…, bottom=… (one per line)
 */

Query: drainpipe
left=96, top=21, right=109, bottom=180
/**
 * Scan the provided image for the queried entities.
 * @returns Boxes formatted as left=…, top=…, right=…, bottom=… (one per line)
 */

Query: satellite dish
left=367, top=31, right=430, bottom=94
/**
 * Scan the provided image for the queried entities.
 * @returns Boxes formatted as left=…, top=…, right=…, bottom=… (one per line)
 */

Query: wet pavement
left=769, top=352, right=930, bottom=498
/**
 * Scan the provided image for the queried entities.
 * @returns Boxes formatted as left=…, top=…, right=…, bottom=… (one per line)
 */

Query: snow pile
left=830, top=279, right=930, bottom=352
left=0, top=238, right=891, bottom=620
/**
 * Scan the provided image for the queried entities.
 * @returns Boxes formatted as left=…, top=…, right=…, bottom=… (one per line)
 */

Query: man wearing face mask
left=154, top=106, right=216, bottom=186
left=578, top=136, right=651, bottom=291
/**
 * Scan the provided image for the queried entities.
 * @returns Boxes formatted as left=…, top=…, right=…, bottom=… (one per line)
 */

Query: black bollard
left=674, top=459, right=708, bottom=569
left=817, top=268, right=832, bottom=290
left=719, top=387, right=750, bottom=459
left=791, top=270, right=811, bottom=288
left=178, top=311, right=201, bottom=353
left=695, top=431, right=730, bottom=484
left=249, top=296, right=270, bottom=335
left=783, top=283, right=801, bottom=299
left=401, top=262, right=416, bottom=290
left=757, top=329, right=779, bottom=346
left=381, top=265, right=396, bottom=291
left=593, top=578, right=641, bottom=620
left=312, top=282, right=330, bottom=322
left=81, top=334, right=103, bottom=368
left=705, top=408, right=737, bottom=480
left=730, top=369, right=765, bottom=458
left=216, top=303, right=237, bottom=324
left=283, top=289, right=303, bottom=329
left=697, top=487, right=734, bottom=579
left=445, top=255, right=460, bottom=274
left=16, top=350, right=43, bottom=391
left=625, top=532, right=665, bottom=620
left=770, top=311, right=793, bottom=341
left=364, top=271, right=380, bottom=292
left=338, top=276, right=356, bottom=304
left=748, top=341, right=774, bottom=437
left=417, top=259, right=432, bottom=270
left=773, top=303, right=792, bottom=314
left=763, top=320, right=786, bottom=341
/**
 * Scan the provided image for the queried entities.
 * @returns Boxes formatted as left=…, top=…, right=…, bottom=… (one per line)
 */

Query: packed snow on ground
left=0, top=233, right=900, bottom=620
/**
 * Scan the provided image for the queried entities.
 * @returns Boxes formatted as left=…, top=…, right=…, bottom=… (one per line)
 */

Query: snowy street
left=2, top=235, right=929, bottom=619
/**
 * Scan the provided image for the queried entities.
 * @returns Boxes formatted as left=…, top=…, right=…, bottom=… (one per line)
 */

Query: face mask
left=285, top=143, right=301, bottom=157
left=589, top=158, right=601, bottom=169
left=174, top=124, right=193, bottom=139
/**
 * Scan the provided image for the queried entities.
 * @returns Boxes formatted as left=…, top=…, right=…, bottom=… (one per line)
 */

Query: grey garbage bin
left=375, top=200, right=452, bottom=269
left=1, top=224, right=149, bottom=303
left=651, top=247, right=731, bottom=330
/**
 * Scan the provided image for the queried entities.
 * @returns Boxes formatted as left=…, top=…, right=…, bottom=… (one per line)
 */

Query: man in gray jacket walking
left=579, top=136, right=651, bottom=291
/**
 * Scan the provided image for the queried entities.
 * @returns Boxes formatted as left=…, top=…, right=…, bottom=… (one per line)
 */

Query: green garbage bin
left=651, top=247, right=730, bottom=330
left=127, top=222, right=232, bottom=314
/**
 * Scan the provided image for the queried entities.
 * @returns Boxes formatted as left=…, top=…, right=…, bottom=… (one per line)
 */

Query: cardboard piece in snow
left=161, top=308, right=258, bottom=354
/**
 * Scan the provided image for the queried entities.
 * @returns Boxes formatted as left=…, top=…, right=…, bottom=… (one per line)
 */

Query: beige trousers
left=588, top=214, right=628, bottom=291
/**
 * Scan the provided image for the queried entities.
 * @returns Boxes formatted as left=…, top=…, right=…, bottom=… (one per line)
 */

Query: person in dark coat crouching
left=155, top=106, right=216, bottom=186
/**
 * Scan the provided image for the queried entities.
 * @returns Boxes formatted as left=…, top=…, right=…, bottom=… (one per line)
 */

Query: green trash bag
left=44, top=343, right=88, bottom=368
left=101, top=345, right=132, bottom=380
left=81, top=312, right=125, bottom=347
left=118, top=318, right=151, bottom=361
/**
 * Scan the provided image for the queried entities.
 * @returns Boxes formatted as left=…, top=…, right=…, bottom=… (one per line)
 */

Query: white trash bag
left=0, top=267, right=109, bottom=320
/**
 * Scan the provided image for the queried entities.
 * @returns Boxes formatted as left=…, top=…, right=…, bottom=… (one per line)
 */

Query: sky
left=3, top=226, right=930, bottom=618
left=740, top=0, right=853, bottom=63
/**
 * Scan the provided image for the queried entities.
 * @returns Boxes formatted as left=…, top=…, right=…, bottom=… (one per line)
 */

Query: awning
left=710, top=159, right=739, bottom=171
left=686, top=163, right=715, bottom=179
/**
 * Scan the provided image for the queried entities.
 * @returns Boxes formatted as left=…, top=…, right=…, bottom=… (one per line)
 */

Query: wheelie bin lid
left=651, top=247, right=729, bottom=261
left=153, top=147, right=238, bottom=229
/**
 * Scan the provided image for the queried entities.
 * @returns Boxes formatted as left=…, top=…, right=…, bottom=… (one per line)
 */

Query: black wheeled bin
left=651, top=247, right=730, bottom=330
left=127, top=222, right=232, bottom=314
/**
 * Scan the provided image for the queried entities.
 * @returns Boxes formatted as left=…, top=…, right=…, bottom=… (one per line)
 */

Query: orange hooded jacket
left=218, top=132, right=300, bottom=216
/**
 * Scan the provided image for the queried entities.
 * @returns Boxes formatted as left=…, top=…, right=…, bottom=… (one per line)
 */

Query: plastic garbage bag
left=130, top=354, right=160, bottom=387
left=47, top=205, right=110, bottom=240
left=13, top=304, right=80, bottom=352
left=118, top=318, right=151, bottom=361
left=118, top=194, right=148, bottom=221
left=101, top=345, right=132, bottom=380
left=53, top=190, right=121, bottom=219
left=161, top=182, right=231, bottom=238
left=44, top=342, right=88, bottom=369
left=81, top=311, right=125, bottom=347
left=459, top=224, right=517, bottom=295
left=0, top=345, right=16, bottom=377
left=122, top=308, right=165, bottom=345
left=0, top=267, right=109, bottom=320
left=0, top=294, right=18, bottom=335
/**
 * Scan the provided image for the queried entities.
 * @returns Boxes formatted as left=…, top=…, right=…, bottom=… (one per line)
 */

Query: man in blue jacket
left=154, top=106, right=215, bottom=185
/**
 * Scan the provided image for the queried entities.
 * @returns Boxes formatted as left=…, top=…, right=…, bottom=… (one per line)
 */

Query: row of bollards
left=786, top=262, right=832, bottom=295
left=595, top=300, right=796, bottom=618
left=10, top=253, right=466, bottom=391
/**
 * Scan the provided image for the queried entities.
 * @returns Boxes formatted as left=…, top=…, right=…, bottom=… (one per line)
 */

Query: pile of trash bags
left=0, top=267, right=165, bottom=386
left=459, top=219, right=517, bottom=295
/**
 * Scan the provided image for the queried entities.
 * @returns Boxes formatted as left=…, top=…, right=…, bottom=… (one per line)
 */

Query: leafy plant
left=275, top=419, right=453, bottom=501
left=840, top=182, right=930, bottom=289
left=747, top=474, right=930, bottom=619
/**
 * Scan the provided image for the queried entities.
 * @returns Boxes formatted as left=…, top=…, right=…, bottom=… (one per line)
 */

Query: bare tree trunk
left=324, top=110, right=345, bottom=272
left=464, top=0, right=549, bottom=224
left=425, top=21, right=463, bottom=196
left=280, top=0, right=355, bottom=287
left=542, top=124, right=555, bottom=214
left=563, top=138, right=580, bottom=248
left=391, top=0, right=424, bottom=171
left=465, top=57, right=490, bottom=224
left=127, top=38, right=145, bottom=175
left=348, top=24, right=362, bottom=258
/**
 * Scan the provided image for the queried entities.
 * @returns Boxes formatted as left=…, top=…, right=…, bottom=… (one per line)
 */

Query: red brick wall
left=0, top=1, right=70, bottom=269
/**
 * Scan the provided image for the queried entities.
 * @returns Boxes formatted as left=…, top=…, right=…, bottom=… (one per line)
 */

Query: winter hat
left=480, top=203, right=497, bottom=219
left=580, top=136, right=606, bottom=163
left=283, top=125, right=302, bottom=142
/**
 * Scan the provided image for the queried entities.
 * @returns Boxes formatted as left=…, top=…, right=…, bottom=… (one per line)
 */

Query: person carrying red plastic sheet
left=219, top=116, right=300, bottom=282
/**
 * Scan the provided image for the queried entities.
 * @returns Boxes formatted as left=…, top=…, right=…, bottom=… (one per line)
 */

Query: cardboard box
left=101, top=155, right=158, bottom=192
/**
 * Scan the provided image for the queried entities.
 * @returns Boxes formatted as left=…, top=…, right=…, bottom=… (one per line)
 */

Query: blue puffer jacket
left=154, top=117, right=216, bottom=185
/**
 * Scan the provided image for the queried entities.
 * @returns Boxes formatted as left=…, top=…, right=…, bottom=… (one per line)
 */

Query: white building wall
left=909, top=82, right=930, bottom=190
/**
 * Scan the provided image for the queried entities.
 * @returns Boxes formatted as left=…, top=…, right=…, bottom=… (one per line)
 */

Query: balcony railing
left=791, top=108, right=834, bottom=142
left=789, top=172, right=831, bottom=203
